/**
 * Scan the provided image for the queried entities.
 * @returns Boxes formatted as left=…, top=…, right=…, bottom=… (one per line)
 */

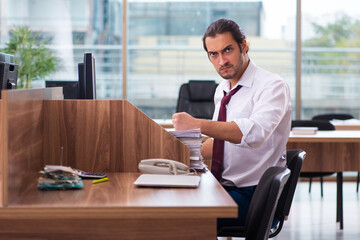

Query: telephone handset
left=138, top=159, right=189, bottom=175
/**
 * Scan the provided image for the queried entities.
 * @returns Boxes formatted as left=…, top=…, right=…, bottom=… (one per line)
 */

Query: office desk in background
left=331, top=119, right=360, bottom=131
left=154, top=118, right=174, bottom=128
left=287, top=130, right=360, bottom=230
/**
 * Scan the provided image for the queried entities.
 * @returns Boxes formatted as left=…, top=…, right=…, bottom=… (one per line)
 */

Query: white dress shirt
left=212, top=60, right=292, bottom=188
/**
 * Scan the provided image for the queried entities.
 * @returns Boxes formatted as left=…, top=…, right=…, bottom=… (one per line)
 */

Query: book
left=292, top=127, right=318, bottom=135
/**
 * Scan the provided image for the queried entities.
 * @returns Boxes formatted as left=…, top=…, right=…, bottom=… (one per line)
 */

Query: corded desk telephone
left=138, top=159, right=189, bottom=175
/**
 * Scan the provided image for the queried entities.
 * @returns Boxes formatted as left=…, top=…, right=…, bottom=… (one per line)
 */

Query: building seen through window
left=1, top=0, right=360, bottom=119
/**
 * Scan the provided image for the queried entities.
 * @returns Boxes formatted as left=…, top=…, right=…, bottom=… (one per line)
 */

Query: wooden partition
left=1, top=88, right=189, bottom=207
left=1, top=88, right=63, bottom=206
left=43, top=100, right=189, bottom=172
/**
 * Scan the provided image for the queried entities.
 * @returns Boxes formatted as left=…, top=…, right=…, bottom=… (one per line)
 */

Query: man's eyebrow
left=222, top=44, right=233, bottom=51
left=208, top=44, right=233, bottom=54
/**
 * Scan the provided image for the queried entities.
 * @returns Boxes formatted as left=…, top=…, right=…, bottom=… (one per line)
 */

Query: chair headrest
left=188, top=80, right=217, bottom=101
left=291, top=120, right=335, bottom=130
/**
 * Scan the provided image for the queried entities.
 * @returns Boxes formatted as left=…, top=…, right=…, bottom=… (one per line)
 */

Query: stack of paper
left=168, top=128, right=206, bottom=170
left=292, top=127, right=318, bottom=135
left=38, top=165, right=83, bottom=190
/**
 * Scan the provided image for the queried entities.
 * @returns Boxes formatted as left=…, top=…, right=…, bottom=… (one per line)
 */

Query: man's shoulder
left=252, top=65, right=286, bottom=86
left=244, top=61, right=282, bottom=85
left=253, top=64, right=280, bottom=79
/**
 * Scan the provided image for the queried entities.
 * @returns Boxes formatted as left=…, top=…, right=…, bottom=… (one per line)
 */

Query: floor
left=218, top=180, right=360, bottom=240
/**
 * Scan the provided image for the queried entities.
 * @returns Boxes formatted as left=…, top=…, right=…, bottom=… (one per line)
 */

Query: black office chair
left=311, top=113, right=360, bottom=192
left=312, top=113, right=354, bottom=121
left=269, top=149, right=305, bottom=238
left=291, top=120, right=336, bottom=197
left=217, top=166, right=290, bottom=240
left=176, top=80, right=218, bottom=119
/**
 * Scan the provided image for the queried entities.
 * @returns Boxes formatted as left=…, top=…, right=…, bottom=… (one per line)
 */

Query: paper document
left=292, top=127, right=318, bottom=135
left=167, top=128, right=202, bottom=138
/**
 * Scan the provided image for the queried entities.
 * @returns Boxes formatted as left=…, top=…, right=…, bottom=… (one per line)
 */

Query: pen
left=92, top=177, right=109, bottom=184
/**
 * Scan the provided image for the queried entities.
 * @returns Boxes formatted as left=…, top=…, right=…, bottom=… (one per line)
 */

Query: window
left=0, top=0, right=123, bottom=99
left=127, top=0, right=296, bottom=119
left=301, top=0, right=360, bottom=119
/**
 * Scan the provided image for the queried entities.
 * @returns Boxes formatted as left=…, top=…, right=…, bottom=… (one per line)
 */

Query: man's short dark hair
left=202, top=19, right=248, bottom=53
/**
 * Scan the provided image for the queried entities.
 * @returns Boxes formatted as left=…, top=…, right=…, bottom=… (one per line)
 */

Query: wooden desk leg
left=336, top=172, right=343, bottom=230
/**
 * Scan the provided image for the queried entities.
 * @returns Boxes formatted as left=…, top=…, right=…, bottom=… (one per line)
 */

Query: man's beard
left=218, top=64, right=242, bottom=80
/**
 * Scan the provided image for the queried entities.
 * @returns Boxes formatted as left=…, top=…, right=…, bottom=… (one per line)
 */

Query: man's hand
left=173, top=112, right=242, bottom=144
left=172, top=112, right=200, bottom=130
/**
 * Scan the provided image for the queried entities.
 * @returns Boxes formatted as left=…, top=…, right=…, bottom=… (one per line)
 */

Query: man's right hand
left=172, top=112, right=200, bottom=130
left=173, top=112, right=242, bottom=144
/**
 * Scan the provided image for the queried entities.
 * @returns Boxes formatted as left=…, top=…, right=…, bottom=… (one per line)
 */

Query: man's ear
left=241, top=39, right=248, bottom=54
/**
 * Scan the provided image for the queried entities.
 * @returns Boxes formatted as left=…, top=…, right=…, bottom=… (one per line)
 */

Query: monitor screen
left=45, top=52, right=96, bottom=100
left=0, top=52, right=18, bottom=98
left=45, top=80, right=80, bottom=99
left=78, top=52, right=96, bottom=99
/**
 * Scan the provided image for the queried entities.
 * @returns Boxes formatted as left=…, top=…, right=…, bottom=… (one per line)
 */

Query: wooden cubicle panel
left=43, top=99, right=190, bottom=173
left=43, top=100, right=112, bottom=172
left=1, top=88, right=189, bottom=206
left=121, top=100, right=189, bottom=171
left=1, top=88, right=63, bottom=206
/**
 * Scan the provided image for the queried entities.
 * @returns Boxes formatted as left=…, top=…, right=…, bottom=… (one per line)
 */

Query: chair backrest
left=245, top=166, right=290, bottom=240
left=269, top=149, right=305, bottom=238
left=176, top=80, right=218, bottom=119
left=291, top=120, right=335, bottom=130
left=312, top=113, right=354, bottom=121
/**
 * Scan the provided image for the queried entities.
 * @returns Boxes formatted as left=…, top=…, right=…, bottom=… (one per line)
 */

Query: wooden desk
left=0, top=171, right=237, bottom=240
left=331, top=119, right=360, bottom=131
left=288, top=131, right=360, bottom=171
left=0, top=89, right=237, bottom=239
left=334, top=124, right=360, bottom=131
left=287, top=130, right=360, bottom=230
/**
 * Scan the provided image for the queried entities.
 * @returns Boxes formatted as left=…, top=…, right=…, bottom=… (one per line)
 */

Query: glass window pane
left=0, top=0, right=123, bottom=99
left=302, top=0, right=360, bottom=119
left=127, top=0, right=296, bottom=119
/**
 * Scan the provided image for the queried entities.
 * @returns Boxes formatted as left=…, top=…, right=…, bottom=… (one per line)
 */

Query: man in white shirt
left=172, top=19, right=292, bottom=230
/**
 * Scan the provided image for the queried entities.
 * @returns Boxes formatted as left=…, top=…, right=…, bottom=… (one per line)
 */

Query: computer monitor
left=45, top=80, right=80, bottom=99
left=0, top=52, right=18, bottom=98
left=78, top=52, right=96, bottom=99
left=46, top=52, right=96, bottom=100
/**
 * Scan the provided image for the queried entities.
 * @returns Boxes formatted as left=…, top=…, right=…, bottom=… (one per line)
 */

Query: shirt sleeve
left=234, top=79, right=291, bottom=148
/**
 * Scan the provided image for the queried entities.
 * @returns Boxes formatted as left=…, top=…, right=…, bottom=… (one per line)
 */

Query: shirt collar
left=223, top=60, right=256, bottom=93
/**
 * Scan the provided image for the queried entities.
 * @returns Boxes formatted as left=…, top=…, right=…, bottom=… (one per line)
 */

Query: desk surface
left=331, top=119, right=360, bottom=131
left=3, top=171, right=237, bottom=219
left=0, top=171, right=237, bottom=240
left=289, top=130, right=360, bottom=142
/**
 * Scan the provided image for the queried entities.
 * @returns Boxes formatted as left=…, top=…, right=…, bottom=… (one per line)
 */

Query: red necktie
left=211, top=85, right=242, bottom=181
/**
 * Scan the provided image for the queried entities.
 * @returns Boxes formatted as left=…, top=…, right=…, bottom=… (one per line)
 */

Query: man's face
left=205, top=32, right=248, bottom=83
